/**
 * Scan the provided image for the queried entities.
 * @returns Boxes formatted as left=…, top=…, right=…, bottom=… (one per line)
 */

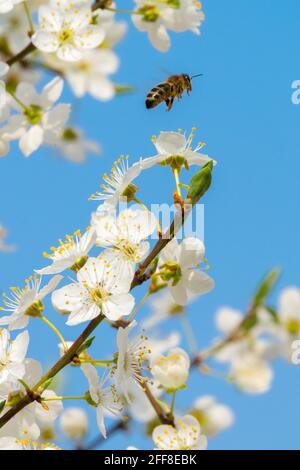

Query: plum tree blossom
left=150, top=347, right=190, bottom=390
left=36, top=229, right=97, bottom=275
left=2, top=77, right=70, bottom=157
left=132, top=0, right=205, bottom=52
left=153, top=415, right=207, bottom=450
left=140, top=129, right=215, bottom=171
left=114, top=321, right=149, bottom=401
left=0, top=0, right=298, bottom=453
left=60, top=407, right=88, bottom=440
left=0, top=0, right=22, bottom=14
left=89, top=156, right=143, bottom=212
left=92, top=208, right=157, bottom=280
left=190, top=396, right=234, bottom=437
left=158, top=237, right=215, bottom=305
left=32, top=5, right=105, bottom=62
left=51, top=257, right=135, bottom=325
left=0, top=330, right=29, bottom=384
left=81, top=364, right=123, bottom=438
left=0, top=275, right=62, bottom=330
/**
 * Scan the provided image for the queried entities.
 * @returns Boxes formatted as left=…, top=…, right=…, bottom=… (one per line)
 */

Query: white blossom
left=52, top=257, right=135, bottom=325
left=114, top=321, right=149, bottom=401
left=53, top=127, right=101, bottom=163
left=81, top=363, right=123, bottom=438
left=60, top=407, right=88, bottom=440
left=2, top=77, right=70, bottom=157
left=230, top=352, right=274, bottom=395
left=93, top=208, right=157, bottom=280
left=89, top=156, right=142, bottom=212
left=153, top=415, right=207, bottom=450
left=32, top=5, right=105, bottom=62
left=158, top=237, right=214, bottom=305
left=140, top=130, right=215, bottom=170
left=132, top=0, right=204, bottom=52
left=0, top=62, right=9, bottom=110
left=191, top=396, right=234, bottom=437
left=36, top=228, right=96, bottom=275
left=0, top=329, right=29, bottom=384
left=0, top=0, right=22, bottom=14
left=0, top=275, right=62, bottom=330
left=150, top=347, right=189, bottom=390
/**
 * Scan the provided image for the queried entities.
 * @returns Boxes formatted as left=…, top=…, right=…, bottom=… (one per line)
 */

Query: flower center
left=24, top=104, right=43, bottom=125
left=59, top=28, right=74, bottom=44
left=138, top=5, right=160, bottom=22
left=286, top=318, right=300, bottom=336
left=62, top=127, right=78, bottom=141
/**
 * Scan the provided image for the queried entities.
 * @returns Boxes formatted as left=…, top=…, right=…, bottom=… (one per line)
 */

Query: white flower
left=0, top=275, right=62, bottom=330
left=94, top=4, right=127, bottom=47
left=60, top=407, right=88, bottom=440
left=63, top=49, right=119, bottom=100
left=114, top=321, right=149, bottom=401
left=142, top=291, right=186, bottom=329
left=2, top=77, right=70, bottom=157
left=36, top=228, right=96, bottom=275
left=278, top=287, right=300, bottom=337
left=0, top=437, right=60, bottom=450
left=0, top=329, right=29, bottom=384
left=153, top=415, right=207, bottom=450
left=81, top=363, right=123, bottom=438
left=89, top=156, right=142, bottom=212
left=0, top=0, right=22, bottom=14
left=192, top=396, right=234, bottom=437
left=158, top=237, right=215, bottom=305
left=230, top=352, right=274, bottom=395
left=52, top=257, right=135, bottom=325
left=93, top=208, right=157, bottom=281
left=150, top=347, right=190, bottom=390
left=55, top=127, right=101, bottom=163
left=0, top=62, right=9, bottom=110
left=0, top=359, right=62, bottom=440
left=32, top=5, right=105, bottom=62
left=0, top=225, right=15, bottom=252
left=163, top=0, right=205, bottom=34
left=140, top=130, right=215, bottom=171
left=132, top=0, right=204, bottom=52
left=126, top=380, right=162, bottom=423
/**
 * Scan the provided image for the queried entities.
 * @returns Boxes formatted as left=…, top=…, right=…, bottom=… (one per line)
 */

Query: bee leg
left=166, top=97, right=174, bottom=111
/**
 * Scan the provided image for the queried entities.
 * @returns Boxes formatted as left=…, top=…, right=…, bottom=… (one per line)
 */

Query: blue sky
left=1, top=0, right=300, bottom=450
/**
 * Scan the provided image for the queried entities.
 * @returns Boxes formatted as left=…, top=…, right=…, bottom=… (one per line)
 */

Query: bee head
left=183, top=74, right=192, bottom=92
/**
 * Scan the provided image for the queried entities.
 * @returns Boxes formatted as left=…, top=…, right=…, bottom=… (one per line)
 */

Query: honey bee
left=145, top=73, right=203, bottom=111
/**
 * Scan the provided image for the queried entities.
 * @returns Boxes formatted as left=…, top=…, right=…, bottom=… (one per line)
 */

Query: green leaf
left=77, top=336, right=96, bottom=356
left=0, top=400, right=6, bottom=414
left=187, top=161, right=214, bottom=205
left=265, top=306, right=280, bottom=324
left=242, top=313, right=258, bottom=331
left=253, top=268, right=281, bottom=307
left=115, top=84, right=135, bottom=95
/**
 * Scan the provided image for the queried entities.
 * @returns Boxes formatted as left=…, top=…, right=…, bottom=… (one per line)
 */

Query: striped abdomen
left=145, top=82, right=172, bottom=109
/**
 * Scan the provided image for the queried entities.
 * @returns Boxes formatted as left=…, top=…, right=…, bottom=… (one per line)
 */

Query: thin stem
left=6, top=88, right=29, bottom=113
left=7, top=42, right=36, bottom=66
left=128, top=291, right=151, bottom=322
left=23, top=1, right=35, bottom=35
left=42, top=395, right=86, bottom=402
left=170, top=390, right=177, bottom=416
left=39, top=314, right=68, bottom=352
left=80, top=359, right=115, bottom=369
left=141, top=383, right=174, bottom=426
left=173, top=169, right=182, bottom=198
left=92, top=2, right=141, bottom=14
